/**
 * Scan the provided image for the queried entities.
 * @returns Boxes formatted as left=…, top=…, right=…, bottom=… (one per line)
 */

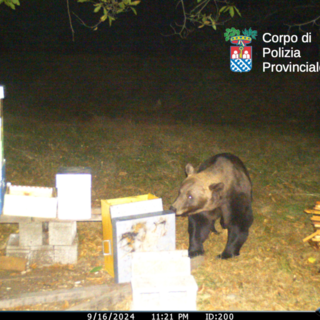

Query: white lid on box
left=0, top=86, right=4, bottom=99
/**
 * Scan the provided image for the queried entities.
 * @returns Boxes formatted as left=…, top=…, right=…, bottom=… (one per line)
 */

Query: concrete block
left=6, top=234, right=30, bottom=259
left=49, top=221, right=77, bottom=245
left=6, top=234, right=55, bottom=266
left=29, top=244, right=55, bottom=265
left=54, top=234, right=78, bottom=264
left=19, top=221, right=43, bottom=246
left=6, top=233, right=78, bottom=266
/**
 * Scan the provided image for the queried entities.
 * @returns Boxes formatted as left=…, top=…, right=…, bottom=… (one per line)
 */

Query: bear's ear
left=185, top=163, right=195, bottom=176
left=209, top=182, right=224, bottom=193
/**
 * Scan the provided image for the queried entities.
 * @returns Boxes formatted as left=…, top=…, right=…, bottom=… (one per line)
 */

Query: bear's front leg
left=217, top=225, right=249, bottom=259
left=188, top=213, right=213, bottom=258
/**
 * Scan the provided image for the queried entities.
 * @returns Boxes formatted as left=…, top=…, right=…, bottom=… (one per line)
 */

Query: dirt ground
left=0, top=221, right=122, bottom=310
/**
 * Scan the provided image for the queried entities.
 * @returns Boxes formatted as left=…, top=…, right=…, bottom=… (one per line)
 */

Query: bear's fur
left=170, top=153, right=253, bottom=259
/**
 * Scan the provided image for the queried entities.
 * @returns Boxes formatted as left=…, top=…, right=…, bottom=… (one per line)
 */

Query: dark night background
left=0, top=0, right=320, bottom=125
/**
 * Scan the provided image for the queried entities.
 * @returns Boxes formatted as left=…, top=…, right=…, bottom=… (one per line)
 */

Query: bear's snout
left=169, top=205, right=176, bottom=213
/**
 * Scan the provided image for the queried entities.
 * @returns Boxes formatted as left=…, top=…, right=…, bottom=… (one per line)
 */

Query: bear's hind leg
left=188, top=213, right=212, bottom=258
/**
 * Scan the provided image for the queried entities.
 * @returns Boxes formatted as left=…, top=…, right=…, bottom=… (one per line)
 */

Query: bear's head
left=170, top=163, right=225, bottom=216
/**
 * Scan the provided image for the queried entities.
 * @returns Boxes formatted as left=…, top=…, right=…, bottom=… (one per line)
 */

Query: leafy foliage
left=1, top=0, right=242, bottom=38
left=77, top=0, right=141, bottom=28
left=219, top=4, right=241, bottom=18
left=172, top=0, right=241, bottom=38
left=0, top=0, right=19, bottom=10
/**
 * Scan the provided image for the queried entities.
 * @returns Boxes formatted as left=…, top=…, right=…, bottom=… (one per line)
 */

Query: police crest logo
left=225, top=27, right=258, bottom=72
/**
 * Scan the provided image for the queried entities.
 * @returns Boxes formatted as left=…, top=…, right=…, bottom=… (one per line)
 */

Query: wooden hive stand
left=303, top=201, right=320, bottom=248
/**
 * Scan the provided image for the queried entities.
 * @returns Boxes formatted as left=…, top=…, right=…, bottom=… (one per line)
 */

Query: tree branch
left=66, top=0, right=75, bottom=42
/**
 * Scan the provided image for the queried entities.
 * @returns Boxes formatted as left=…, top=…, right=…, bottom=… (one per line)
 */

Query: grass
left=0, top=52, right=320, bottom=310
left=3, top=113, right=320, bottom=311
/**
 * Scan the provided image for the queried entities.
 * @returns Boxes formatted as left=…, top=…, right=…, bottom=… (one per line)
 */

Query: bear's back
left=197, top=153, right=252, bottom=185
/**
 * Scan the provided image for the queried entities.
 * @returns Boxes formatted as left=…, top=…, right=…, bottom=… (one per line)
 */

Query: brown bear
left=170, top=153, right=253, bottom=259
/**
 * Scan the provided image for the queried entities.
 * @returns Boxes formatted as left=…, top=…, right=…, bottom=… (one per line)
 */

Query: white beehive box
left=132, top=250, right=190, bottom=276
left=131, top=250, right=198, bottom=311
left=131, top=275, right=198, bottom=311
left=56, top=167, right=91, bottom=220
left=3, top=184, right=57, bottom=218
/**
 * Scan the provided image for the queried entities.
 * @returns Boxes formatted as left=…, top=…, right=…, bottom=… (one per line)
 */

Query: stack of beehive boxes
left=5, top=168, right=91, bottom=266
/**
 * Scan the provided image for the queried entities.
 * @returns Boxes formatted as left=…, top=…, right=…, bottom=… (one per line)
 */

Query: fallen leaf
left=308, top=257, right=316, bottom=264
left=90, top=266, right=103, bottom=273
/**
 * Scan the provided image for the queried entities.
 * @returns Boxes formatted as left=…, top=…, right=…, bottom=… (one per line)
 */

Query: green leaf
left=131, top=0, right=140, bottom=5
left=11, top=0, right=19, bottom=5
left=308, top=257, right=316, bottom=264
left=131, top=7, right=137, bottom=15
left=90, top=266, right=103, bottom=273
left=94, top=5, right=102, bottom=13
left=219, top=6, right=227, bottom=13
left=208, top=16, right=215, bottom=26
left=100, top=14, right=107, bottom=22
left=201, top=14, right=208, bottom=23
left=234, top=6, right=241, bottom=17
left=6, top=2, right=15, bottom=9
left=108, top=15, right=115, bottom=26
left=229, top=6, right=234, bottom=18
